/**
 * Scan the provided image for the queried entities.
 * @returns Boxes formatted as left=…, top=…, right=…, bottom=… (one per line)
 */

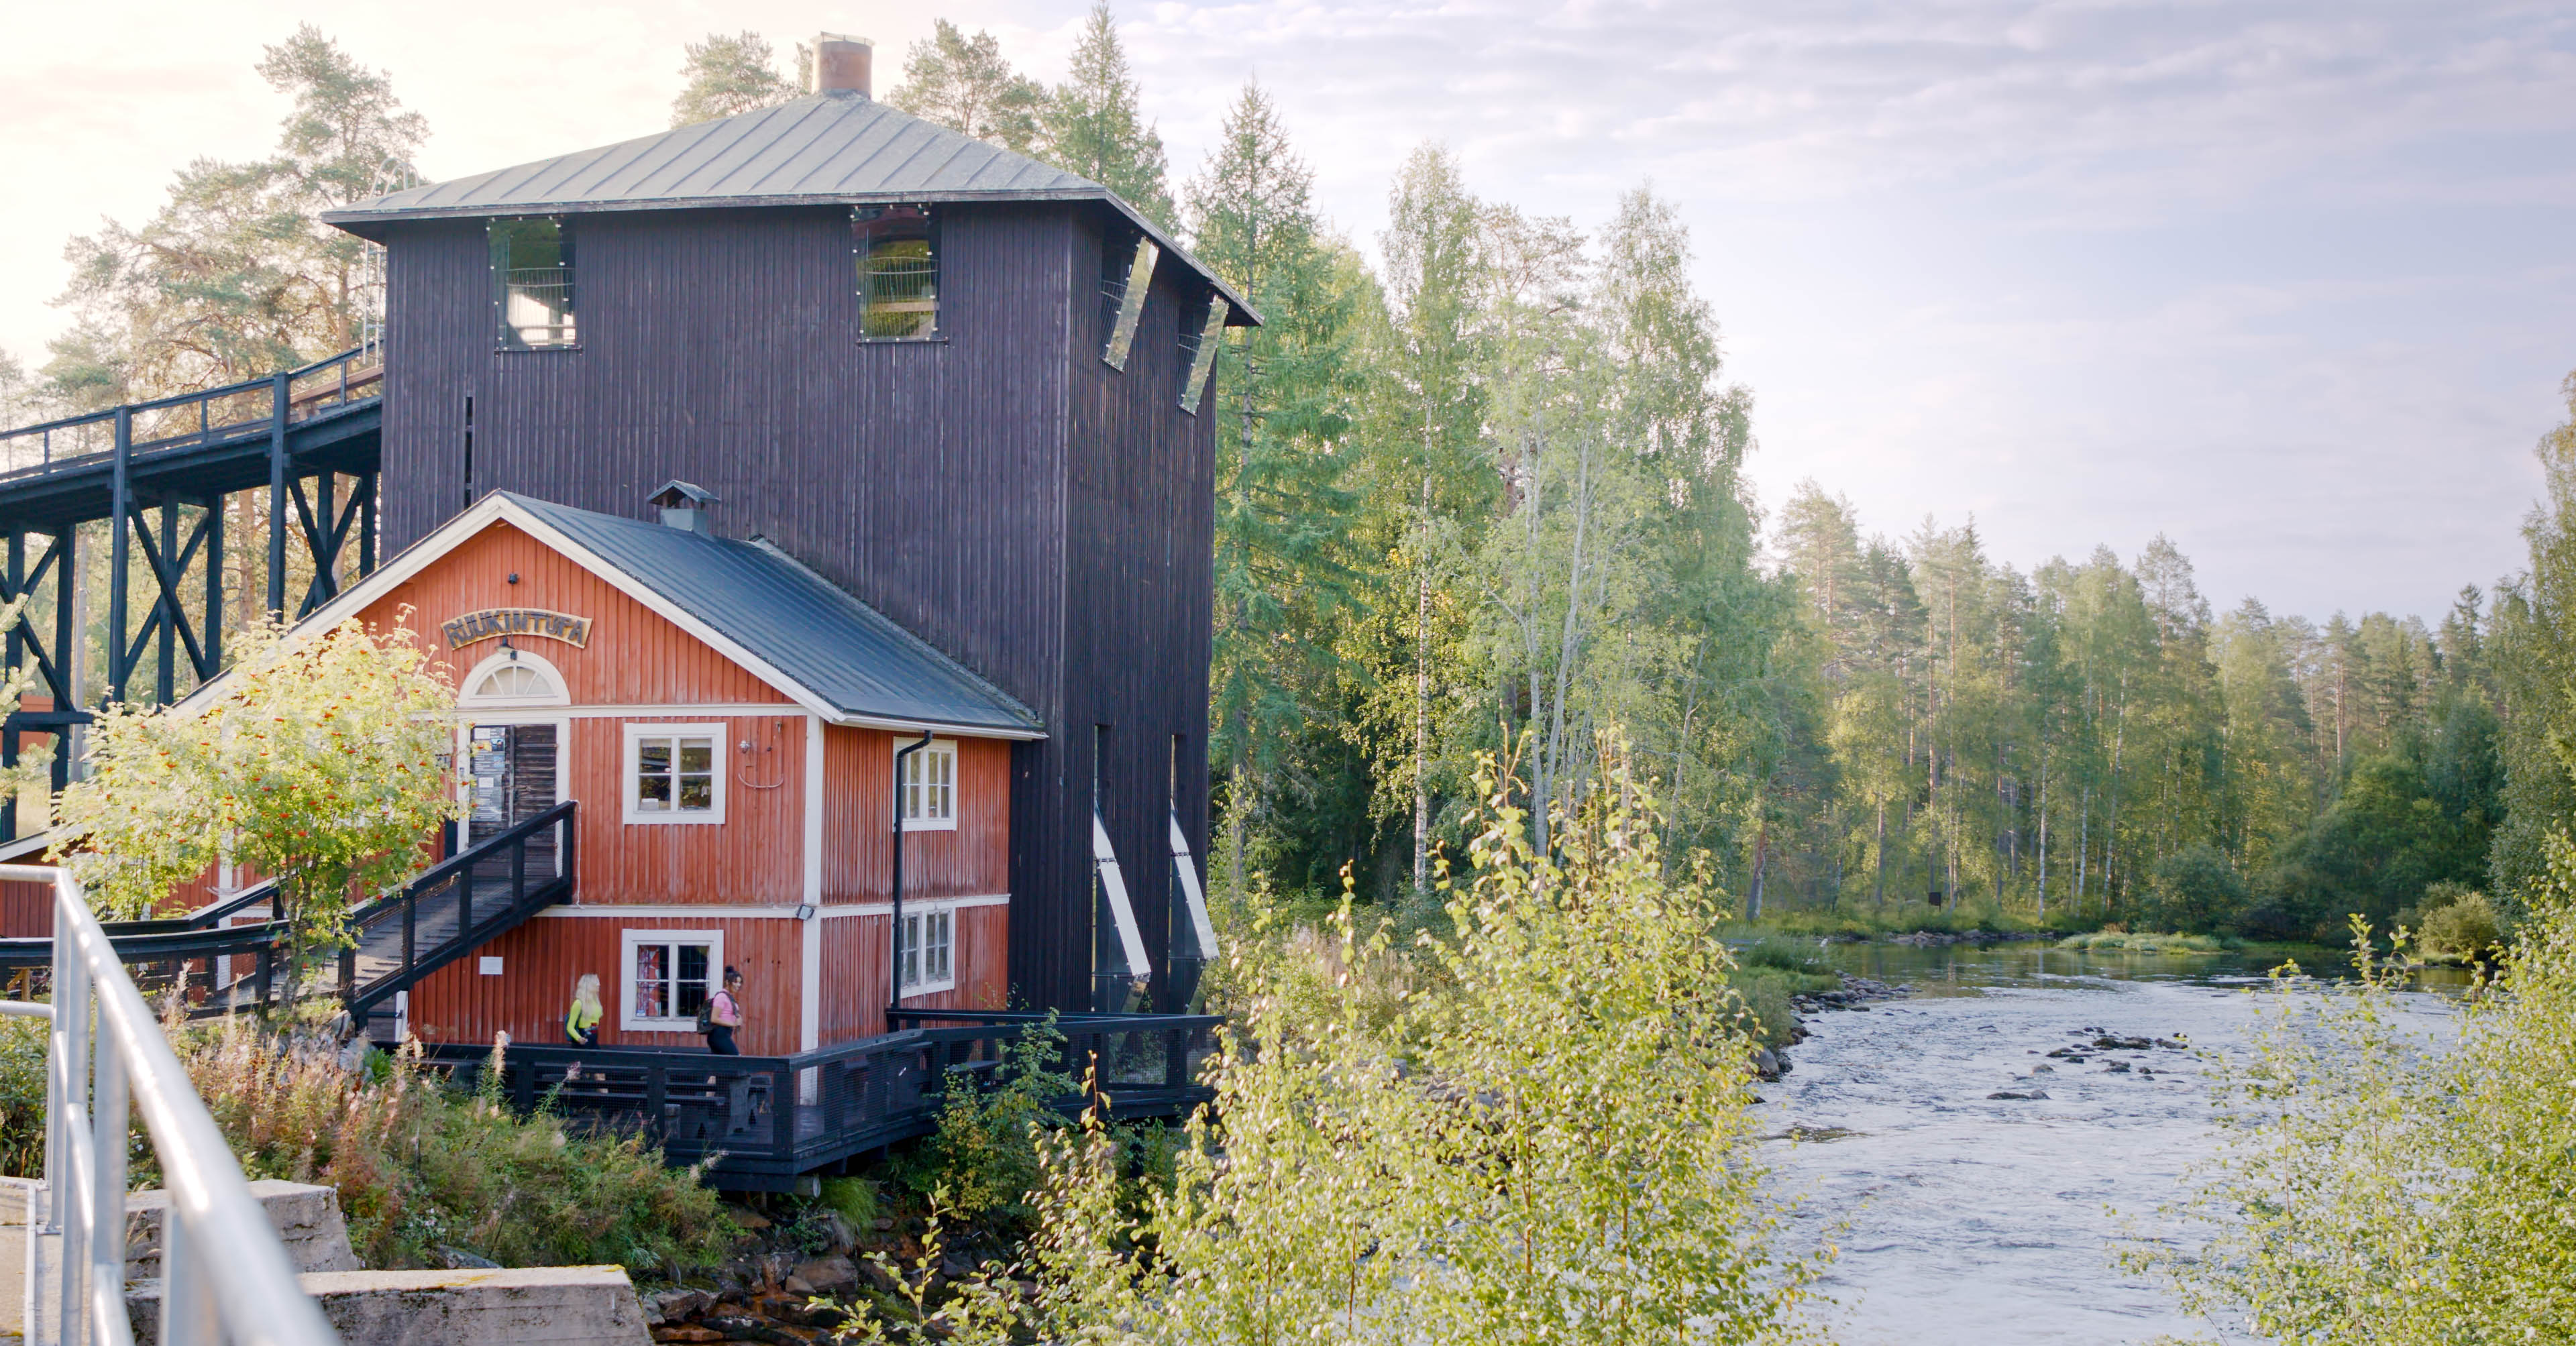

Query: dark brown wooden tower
left=323, top=44, right=1250, bottom=1013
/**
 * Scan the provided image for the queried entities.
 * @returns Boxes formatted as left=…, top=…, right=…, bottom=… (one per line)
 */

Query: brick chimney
left=810, top=34, right=873, bottom=99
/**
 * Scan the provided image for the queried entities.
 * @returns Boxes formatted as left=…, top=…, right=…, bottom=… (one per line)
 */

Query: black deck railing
left=0, top=344, right=383, bottom=480
left=425, top=1011, right=1225, bottom=1190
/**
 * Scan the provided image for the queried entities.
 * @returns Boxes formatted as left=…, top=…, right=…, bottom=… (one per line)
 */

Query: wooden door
left=468, top=724, right=559, bottom=852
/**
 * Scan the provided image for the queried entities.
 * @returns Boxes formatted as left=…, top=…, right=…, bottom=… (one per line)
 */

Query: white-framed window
left=625, top=722, right=726, bottom=824
left=621, top=928, right=721, bottom=1031
left=898, top=738, right=957, bottom=832
left=455, top=649, right=570, bottom=709
left=898, top=902, right=956, bottom=997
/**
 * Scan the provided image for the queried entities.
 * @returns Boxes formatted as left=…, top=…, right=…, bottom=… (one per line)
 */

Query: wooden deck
left=423, top=1010, right=1224, bottom=1190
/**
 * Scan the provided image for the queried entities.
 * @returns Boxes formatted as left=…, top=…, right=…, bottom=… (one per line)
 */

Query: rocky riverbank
left=641, top=1206, right=1018, bottom=1345
left=1756, top=971, right=1914, bottom=1080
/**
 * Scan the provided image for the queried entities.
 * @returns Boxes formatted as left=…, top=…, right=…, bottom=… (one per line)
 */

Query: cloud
left=3, top=0, right=2569, bottom=621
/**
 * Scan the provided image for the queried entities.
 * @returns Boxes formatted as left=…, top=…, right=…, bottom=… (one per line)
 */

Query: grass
left=1724, top=901, right=2072, bottom=942
left=0, top=1015, right=743, bottom=1273
left=1724, top=939, right=1842, bottom=1047
left=2056, top=931, right=2234, bottom=954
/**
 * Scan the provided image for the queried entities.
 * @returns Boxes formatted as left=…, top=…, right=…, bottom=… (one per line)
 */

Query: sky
left=4, top=0, right=2573, bottom=624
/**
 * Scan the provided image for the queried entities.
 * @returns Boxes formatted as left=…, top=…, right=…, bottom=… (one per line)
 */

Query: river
left=1753, top=942, right=2461, bottom=1345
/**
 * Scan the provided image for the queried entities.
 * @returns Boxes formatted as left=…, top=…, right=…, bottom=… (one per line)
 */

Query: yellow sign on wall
left=442, top=608, right=592, bottom=649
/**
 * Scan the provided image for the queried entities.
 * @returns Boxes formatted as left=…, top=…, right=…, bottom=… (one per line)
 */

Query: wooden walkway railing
left=425, top=1011, right=1226, bottom=1190
left=0, top=345, right=382, bottom=480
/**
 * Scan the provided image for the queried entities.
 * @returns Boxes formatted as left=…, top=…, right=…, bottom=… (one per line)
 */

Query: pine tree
left=887, top=21, right=1046, bottom=155
left=1040, top=3, right=1175, bottom=228
left=670, top=32, right=797, bottom=127
left=47, top=25, right=425, bottom=403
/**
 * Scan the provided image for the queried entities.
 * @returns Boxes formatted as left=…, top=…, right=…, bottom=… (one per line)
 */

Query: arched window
left=456, top=648, right=570, bottom=709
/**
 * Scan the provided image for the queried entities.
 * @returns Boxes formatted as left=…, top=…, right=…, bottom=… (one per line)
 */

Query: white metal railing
left=7, top=864, right=340, bottom=1346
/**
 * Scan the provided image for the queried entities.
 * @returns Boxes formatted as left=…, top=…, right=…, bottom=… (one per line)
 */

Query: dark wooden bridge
left=0, top=346, right=384, bottom=827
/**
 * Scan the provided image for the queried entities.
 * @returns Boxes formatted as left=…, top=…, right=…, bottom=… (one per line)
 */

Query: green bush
left=961, top=762, right=1832, bottom=1345
left=2141, top=837, right=2576, bottom=1340
left=1739, top=936, right=1829, bottom=974
left=2418, top=891, right=2502, bottom=962
left=820, top=1175, right=882, bottom=1231
left=0, top=1018, right=47, bottom=1178
left=2150, top=844, right=2247, bottom=934
left=2057, top=931, right=2231, bottom=954
left=894, top=1019, right=1076, bottom=1227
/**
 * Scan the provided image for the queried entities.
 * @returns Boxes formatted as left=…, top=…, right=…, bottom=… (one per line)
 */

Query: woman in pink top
left=705, top=966, right=745, bottom=1055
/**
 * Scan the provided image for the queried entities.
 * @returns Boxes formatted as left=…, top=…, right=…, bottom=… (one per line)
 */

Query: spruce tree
left=1041, top=3, right=1175, bottom=228
left=1186, top=82, right=1360, bottom=896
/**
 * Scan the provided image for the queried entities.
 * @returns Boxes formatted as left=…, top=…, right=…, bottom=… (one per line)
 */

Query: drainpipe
left=890, top=729, right=934, bottom=1021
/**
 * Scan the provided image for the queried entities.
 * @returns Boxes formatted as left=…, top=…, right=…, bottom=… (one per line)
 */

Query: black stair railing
left=0, top=797, right=574, bottom=1021
left=339, top=799, right=576, bottom=1028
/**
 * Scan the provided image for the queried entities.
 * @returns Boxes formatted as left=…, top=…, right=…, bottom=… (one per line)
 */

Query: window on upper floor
left=1177, top=290, right=1227, bottom=414
left=490, top=217, right=576, bottom=349
left=626, top=722, right=725, bottom=824
left=899, top=738, right=957, bottom=831
left=455, top=649, right=569, bottom=709
left=1099, top=231, right=1159, bottom=371
left=854, top=206, right=940, bottom=341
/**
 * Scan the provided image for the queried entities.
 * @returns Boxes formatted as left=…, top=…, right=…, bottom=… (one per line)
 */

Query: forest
left=3, top=12, right=2561, bottom=948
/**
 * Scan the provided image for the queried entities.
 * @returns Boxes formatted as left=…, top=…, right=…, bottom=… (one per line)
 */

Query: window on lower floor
left=899, top=905, right=955, bottom=996
left=623, top=930, right=720, bottom=1031
left=626, top=723, right=724, bottom=824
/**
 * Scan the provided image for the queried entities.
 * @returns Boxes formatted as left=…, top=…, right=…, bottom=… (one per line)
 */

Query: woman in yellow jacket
left=565, top=973, right=602, bottom=1046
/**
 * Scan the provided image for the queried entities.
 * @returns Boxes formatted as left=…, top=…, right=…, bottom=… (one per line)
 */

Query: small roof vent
left=810, top=34, right=873, bottom=99
left=649, top=480, right=720, bottom=534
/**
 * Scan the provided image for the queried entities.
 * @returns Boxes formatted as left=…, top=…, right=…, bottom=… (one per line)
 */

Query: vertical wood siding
left=407, top=913, right=802, bottom=1054
left=410, top=906, right=1007, bottom=1052
left=1053, top=216, right=1216, bottom=1010
left=379, top=199, right=1214, bottom=1011
left=822, top=726, right=1009, bottom=903
left=358, top=522, right=790, bottom=706
left=0, top=875, right=48, bottom=936
left=818, top=903, right=1010, bottom=1041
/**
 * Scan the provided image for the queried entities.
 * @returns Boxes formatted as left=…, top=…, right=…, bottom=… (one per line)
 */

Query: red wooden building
left=244, top=485, right=1052, bottom=1054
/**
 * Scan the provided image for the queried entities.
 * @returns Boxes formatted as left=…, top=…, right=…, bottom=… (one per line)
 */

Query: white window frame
left=898, top=738, right=959, bottom=832
left=455, top=648, right=571, bottom=709
left=897, top=899, right=958, bottom=997
left=624, top=721, right=727, bottom=825
left=621, top=928, right=722, bottom=1031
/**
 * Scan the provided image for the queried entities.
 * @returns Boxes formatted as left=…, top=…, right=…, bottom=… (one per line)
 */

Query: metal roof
left=323, top=91, right=1254, bottom=323
left=504, top=493, right=1043, bottom=738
